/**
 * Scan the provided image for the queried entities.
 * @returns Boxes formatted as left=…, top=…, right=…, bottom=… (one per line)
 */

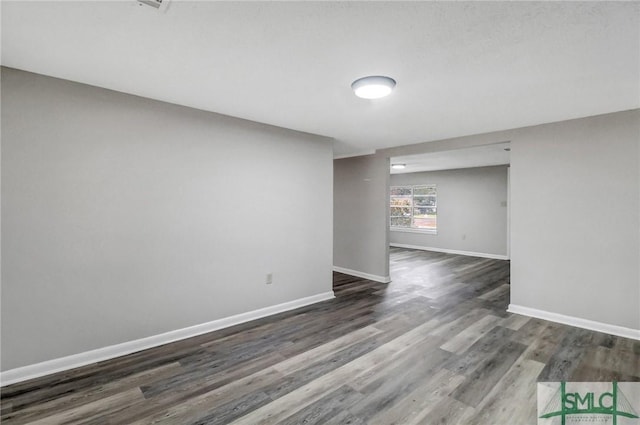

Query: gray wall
left=1, top=68, right=334, bottom=370
left=390, top=166, right=508, bottom=257
left=334, top=155, right=389, bottom=279
left=510, top=111, right=639, bottom=330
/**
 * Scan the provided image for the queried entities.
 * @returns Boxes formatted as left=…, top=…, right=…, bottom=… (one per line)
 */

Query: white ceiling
left=2, top=1, right=639, bottom=156
left=390, top=142, right=510, bottom=174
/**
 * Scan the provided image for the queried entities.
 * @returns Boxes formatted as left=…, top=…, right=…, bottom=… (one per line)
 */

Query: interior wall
left=390, top=165, right=509, bottom=257
left=334, top=154, right=389, bottom=280
left=510, top=110, right=639, bottom=330
left=1, top=67, right=334, bottom=370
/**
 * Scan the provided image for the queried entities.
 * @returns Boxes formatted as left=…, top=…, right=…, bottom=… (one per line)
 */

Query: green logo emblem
left=539, top=382, right=639, bottom=425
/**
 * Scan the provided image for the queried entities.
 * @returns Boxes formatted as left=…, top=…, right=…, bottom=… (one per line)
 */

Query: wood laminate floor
left=1, top=248, right=639, bottom=424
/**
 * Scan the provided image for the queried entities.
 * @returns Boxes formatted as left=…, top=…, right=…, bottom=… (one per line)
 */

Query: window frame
left=390, top=184, right=437, bottom=234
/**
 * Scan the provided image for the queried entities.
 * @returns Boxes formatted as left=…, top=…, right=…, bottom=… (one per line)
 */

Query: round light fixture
left=352, top=76, right=396, bottom=99
left=391, top=163, right=406, bottom=170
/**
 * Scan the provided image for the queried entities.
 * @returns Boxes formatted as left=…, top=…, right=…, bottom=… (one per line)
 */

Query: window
left=390, top=185, right=437, bottom=232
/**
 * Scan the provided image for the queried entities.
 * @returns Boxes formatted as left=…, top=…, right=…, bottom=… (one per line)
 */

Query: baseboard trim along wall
left=332, top=266, right=391, bottom=284
left=390, top=243, right=509, bottom=260
left=508, top=304, right=640, bottom=341
left=0, top=291, right=336, bottom=387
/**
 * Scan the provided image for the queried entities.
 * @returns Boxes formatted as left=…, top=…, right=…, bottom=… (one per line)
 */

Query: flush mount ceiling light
left=352, top=76, right=396, bottom=99
left=391, top=163, right=406, bottom=170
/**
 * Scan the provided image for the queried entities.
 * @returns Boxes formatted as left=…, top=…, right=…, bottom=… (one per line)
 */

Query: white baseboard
left=0, top=291, right=335, bottom=387
left=507, top=304, right=640, bottom=341
left=390, top=243, right=509, bottom=260
left=332, top=266, right=391, bottom=283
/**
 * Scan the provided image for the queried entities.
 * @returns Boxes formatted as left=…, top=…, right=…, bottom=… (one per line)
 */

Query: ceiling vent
left=138, top=0, right=169, bottom=12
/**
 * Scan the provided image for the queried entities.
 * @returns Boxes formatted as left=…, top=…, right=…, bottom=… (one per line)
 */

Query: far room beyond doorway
left=389, top=143, right=510, bottom=261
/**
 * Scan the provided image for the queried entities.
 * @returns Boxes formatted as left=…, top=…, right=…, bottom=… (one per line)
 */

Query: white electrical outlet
left=266, top=273, right=273, bottom=285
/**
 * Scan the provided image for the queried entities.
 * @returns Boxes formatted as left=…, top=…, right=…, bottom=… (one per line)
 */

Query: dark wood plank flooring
left=1, top=248, right=639, bottom=424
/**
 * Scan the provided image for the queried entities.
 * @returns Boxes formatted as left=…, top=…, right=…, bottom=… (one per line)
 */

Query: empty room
left=1, top=1, right=639, bottom=424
